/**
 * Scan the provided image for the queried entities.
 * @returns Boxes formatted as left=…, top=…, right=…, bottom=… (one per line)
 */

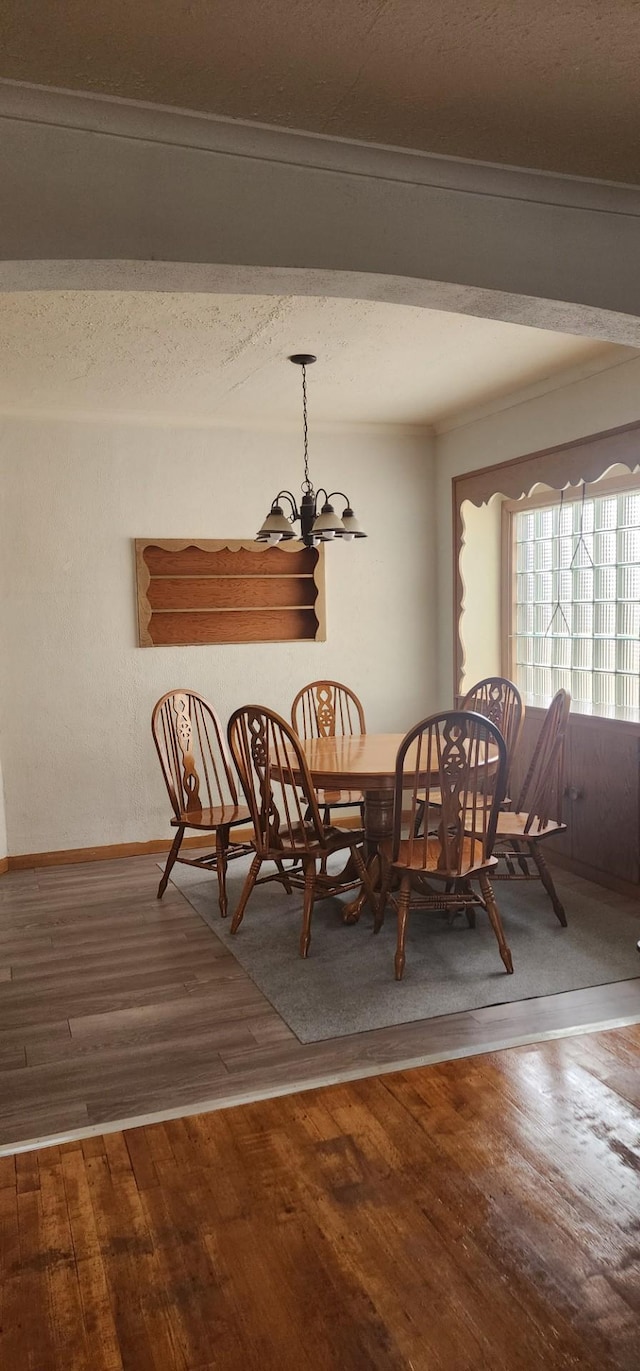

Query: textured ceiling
left=1, top=1, right=639, bottom=182
left=0, top=292, right=625, bottom=428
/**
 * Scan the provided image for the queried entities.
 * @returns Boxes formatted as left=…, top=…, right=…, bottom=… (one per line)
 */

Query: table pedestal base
left=341, top=788, right=395, bottom=923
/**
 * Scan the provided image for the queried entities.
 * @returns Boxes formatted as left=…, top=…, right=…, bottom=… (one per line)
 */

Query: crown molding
left=434, top=349, right=640, bottom=436
left=1, top=77, right=639, bottom=217
left=0, top=406, right=433, bottom=438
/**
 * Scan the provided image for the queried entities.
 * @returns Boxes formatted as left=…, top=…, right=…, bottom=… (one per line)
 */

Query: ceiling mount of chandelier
left=255, top=354, right=367, bottom=548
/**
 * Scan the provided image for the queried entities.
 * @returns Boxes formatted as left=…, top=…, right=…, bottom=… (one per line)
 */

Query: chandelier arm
left=256, top=355, right=366, bottom=547
left=273, top=490, right=300, bottom=521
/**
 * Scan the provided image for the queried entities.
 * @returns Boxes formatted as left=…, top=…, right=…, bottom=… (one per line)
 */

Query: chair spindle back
left=291, top=680, right=366, bottom=739
left=514, top=689, right=570, bottom=833
left=152, top=689, right=239, bottom=820
left=462, top=676, right=523, bottom=776
left=228, top=706, right=324, bottom=855
left=392, top=711, right=507, bottom=876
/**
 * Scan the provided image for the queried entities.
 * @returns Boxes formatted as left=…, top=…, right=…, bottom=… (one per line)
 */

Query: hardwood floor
left=0, top=854, right=639, bottom=1149
left=1, top=1026, right=639, bottom=1370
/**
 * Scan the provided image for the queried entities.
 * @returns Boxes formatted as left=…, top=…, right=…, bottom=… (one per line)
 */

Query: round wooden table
left=299, top=733, right=412, bottom=848
left=297, top=732, right=499, bottom=922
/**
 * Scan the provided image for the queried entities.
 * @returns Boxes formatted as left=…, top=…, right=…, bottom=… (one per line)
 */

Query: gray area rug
left=168, top=857, right=640, bottom=1043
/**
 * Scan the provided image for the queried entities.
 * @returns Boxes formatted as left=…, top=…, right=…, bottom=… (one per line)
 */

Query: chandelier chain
left=301, top=363, right=312, bottom=494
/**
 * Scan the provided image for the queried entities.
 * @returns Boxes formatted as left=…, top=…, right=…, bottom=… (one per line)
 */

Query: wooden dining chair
left=376, top=711, right=512, bottom=981
left=291, top=680, right=366, bottom=824
left=461, top=676, right=524, bottom=804
left=463, top=674, right=523, bottom=800
left=152, top=689, right=253, bottom=917
left=414, top=675, right=524, bottom=835
left=227, top=704, right=376, bottom=957
left=485, top=689, right=571, bottom=925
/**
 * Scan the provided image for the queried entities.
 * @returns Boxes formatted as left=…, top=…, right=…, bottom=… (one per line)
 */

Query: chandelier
left=256, top=355, right=367, bottom=548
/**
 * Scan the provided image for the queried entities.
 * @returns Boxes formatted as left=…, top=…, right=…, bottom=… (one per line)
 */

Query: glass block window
left=512, top=485, right=640, bottom=719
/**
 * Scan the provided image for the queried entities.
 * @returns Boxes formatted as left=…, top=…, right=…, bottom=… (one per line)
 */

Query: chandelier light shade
left=255, top=355, right=367, bottom=548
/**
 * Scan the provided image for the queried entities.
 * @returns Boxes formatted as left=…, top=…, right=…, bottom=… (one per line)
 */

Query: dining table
left=298, top=733, right=418, bottom=849
left=291, top=731, right=500, bottom=922
left=283, top=733, right=424, bottom=922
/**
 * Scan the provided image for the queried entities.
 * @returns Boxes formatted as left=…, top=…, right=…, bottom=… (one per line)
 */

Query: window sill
left=523, top=704, right=640, bottom=734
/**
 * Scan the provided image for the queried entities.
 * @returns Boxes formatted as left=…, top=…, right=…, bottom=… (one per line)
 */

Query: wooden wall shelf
left=135, top=539, right=326, bottom=647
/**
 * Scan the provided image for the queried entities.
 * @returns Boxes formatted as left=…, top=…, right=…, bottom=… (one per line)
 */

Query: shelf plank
left=147, top=607, right=319, bottom=645
left=147, top=575, right=317, bottom=611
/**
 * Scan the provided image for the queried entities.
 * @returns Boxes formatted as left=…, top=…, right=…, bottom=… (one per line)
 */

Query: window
left=505, top=478, right=640, bottom=719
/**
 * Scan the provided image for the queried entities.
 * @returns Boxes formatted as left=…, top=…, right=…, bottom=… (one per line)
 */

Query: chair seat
left=267, top=822, right=366, bottom=859
left=426, top=788, right=513, bottom=810
left=317, top=789, right=364, bottom=808
left=493, top=811, right=566, bottom=841
left=380, top=836, right=497, bottom=880
left=171, top=804, right=251, bottom=830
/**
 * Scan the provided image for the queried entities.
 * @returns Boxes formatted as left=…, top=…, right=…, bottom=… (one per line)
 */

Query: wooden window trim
left=452, top=418, right=640, bottom=726
left=502, top=468, right=640, bottom=517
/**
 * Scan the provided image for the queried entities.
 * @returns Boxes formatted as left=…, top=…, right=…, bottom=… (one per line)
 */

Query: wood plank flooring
left=1, top=1026, right=639, bottom=1370
left=0, top=854, right=639, bottom=1150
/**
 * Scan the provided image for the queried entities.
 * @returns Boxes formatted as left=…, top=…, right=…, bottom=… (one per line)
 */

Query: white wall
left=0, top=416, right=435, bottom=855
left=435, top=354, right=640, bottom=701
left=0, top=761, right=7, bottom=861
left=459, top=497, right=503, bottom=692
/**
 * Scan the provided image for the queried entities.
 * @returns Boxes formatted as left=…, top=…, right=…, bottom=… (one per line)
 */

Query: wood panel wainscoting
left=135, top=539, right=326, bottom=646
left=452, top=419, right=640, bottom=897
left=1, top=1026, right=639, bottom=1371
left=508, top=709, right=640, bottom=898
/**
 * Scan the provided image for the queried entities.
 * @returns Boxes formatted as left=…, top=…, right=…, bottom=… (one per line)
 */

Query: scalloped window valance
left=453, top=420, right=640, bottom=695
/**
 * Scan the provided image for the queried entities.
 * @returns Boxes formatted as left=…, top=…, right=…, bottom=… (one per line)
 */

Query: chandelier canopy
left=256, top=355, right=367, bottom=548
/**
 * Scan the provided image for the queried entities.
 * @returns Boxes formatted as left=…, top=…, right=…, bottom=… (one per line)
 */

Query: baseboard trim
left=5, top=833, right=242, bottom=872
left=3, top=833, right=638, bottom=891
left=2, top=816, right=363, bottom=873
left=547, top=851, right=640, bottom=901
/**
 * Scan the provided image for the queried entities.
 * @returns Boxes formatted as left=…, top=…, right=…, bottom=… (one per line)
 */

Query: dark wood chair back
left=152, top=689, right=240, bottom=820
left=462, top=676, right=523, bottom=763
left=392, top=711, right=508, bottom=876
left=514, top=689, right=571, bottom=832
left=228, top=705, right=325, bottom=857
left=291, top=680, right=366, bottom=739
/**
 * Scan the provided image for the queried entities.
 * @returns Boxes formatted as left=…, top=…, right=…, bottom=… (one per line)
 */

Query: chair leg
left=413, top=799, right=425, bottom=837
left=230, top=854, right=262, bottom=933
left=394, top=874, right=412, bottom=981
left=374, top=855, right=391, bottom=933
left=275, top=860, right=293, bottom=895
left=511, top=839, right=531, bottom=877
left=300, top=856, right=316, bottom=959
left=157, top=825, right=185, bottom=898
left=349, top=843, right=377, bottom=921
left=530, top=842, right=567, bottom=926
left=478, top=872, right=513, bottom=974
left=215, top=826, right=229, bottom=918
